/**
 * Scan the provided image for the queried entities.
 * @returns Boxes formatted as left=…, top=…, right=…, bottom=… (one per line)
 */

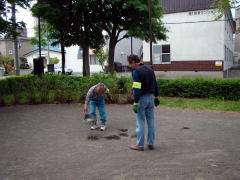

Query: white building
left=65, top=46, right=103, bottom=73
left=143, top=0, right=235, bottom=78
left=23, top=49, right=62, bottom=68
left=66, top=34, right=142, bottom=73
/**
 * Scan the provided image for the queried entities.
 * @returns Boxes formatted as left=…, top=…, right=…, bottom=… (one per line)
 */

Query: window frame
left=152, top=44, right=171, bottom=64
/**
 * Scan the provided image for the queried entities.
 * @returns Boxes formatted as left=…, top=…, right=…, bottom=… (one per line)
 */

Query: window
left=90, top=55, right=99, bottom=65
left=8, top=50, right=13, bottom=55
left=153, top=45, right=171, bottom=64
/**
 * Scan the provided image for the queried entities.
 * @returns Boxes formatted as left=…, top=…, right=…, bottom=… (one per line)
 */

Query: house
left=65, top=46, right=103, bottom=73
left=23, top=48, right=62, bottom=68
left=65, top=34, right=142, bottom=73
left=0, top=37, right=33, bottom=58
left=234, top=7, right=240, bottom=65
left=142, top=0, right=235, bottom=78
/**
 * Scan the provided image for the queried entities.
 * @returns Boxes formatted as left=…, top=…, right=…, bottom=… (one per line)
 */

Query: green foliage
left=3, top=94, right=15, bottom=105
left=159, top=97, right=240, bottom=112
left=157, top=78, right=240, bottom=101
left=0, top=75, right=240, bottom=106
left=17, top=91, right=30, bottom=104
left=0, top=1, right=29, bottom=36
left=49, top=57, right=60, bottom=64
left=95, top=0, right=168, bottom=72
left=30, top=25, right=48, bottom=47
left=94, top=48, right=108, bottom=72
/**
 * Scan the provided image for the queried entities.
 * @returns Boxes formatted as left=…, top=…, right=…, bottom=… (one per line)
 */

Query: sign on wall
left=215, top=61, right=223, bottom=67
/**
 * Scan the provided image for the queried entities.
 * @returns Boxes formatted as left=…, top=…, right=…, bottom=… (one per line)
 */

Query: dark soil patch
left=131, top=133, right=137, bottom=138
left=119, top=133, right=128, bottom=137
left=87, top=134, right=100, bottom=140
left=118, top=129, right=128, bottom=132
left=104, top=134, right=120, bottom=140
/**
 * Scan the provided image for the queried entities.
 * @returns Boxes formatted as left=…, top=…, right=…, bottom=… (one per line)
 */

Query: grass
left=159, top=97, right=240, bottom=112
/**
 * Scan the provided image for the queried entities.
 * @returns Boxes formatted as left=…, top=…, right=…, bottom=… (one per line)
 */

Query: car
left=44, top=64, right=73, bottom=75
left=54, top=65, right=73, bottom=75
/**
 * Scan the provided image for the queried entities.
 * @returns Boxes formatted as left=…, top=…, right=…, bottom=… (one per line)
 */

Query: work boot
left=130, top=145, right=144, bottom=151
left=147, top=145, right=154, bottom=150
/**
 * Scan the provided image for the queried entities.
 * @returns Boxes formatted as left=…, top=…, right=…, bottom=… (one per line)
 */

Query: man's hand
left=84, top=104, right=89, bottom=114
left=132, top=103, right=138, bottom=113
left=154, top=97, right=160, bottom=107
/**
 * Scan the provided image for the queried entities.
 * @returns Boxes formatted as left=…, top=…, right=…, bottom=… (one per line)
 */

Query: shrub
left=0, top=74, right=240, bottom=106
left=157, top=78, right=240, bottom=100
left=3, top=94, right=15, bottom=105
left=17, top=91, right=30, bottom=104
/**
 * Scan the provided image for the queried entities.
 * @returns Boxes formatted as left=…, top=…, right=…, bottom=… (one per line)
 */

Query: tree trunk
left=82, top=44, right=90, bottom=76
left=108, top=38, right=117, bottom=73
left=60, top=40, right=65, bottom=75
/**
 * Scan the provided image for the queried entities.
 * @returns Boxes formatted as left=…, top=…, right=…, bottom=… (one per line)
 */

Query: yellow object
left=132, top=82, right=141, bottom=89
left=105, top=88, right=110, bottom=93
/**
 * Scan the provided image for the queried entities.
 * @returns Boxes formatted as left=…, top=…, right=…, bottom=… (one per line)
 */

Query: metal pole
left=148, top=0, right=153, bottom=65
left=38, top=16, right=41, bottom=58
left=12, top=3, right=20, bottom=75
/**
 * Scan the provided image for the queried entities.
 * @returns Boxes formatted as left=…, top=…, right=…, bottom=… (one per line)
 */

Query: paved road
left=0, top=104, right=240, bottom=180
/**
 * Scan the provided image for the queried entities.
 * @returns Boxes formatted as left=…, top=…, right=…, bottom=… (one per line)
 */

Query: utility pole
left=38, top=16, right=42, bottom=58
left=11, top=3, right=20, bottom=75
left=148, top=0, right=153, bottom=65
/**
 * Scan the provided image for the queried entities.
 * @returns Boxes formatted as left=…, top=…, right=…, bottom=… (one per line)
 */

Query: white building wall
left=223, top=14, right=235, bottom=71
left=65, top=46, right=82, bottom=72
left=143, top=10, right=225, bottom=62
left=26, top=50, right=62, bottom=68
left=65, top=46, right=102, bottom=73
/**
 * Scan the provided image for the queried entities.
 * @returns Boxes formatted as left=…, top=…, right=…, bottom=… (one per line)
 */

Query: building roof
left=23, top=48, right=62, bottom=57
left=161, top=0, right=215, bottom=14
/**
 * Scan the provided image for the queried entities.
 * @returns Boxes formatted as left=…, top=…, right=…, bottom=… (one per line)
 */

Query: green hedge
left=0, top=74, right=240, bottom=106
left=157, top=78, right=240, bottom=101
left=0, top=73, right=133, bottom=105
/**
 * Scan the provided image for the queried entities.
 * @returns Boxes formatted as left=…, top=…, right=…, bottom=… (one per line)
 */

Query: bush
left=0, top=74, right=240, bottom=106
left=3, top=94, right=15, bottom=105
left=157, top=78, right=240, bottom=100
left=49, top=57, right=60, bottom=64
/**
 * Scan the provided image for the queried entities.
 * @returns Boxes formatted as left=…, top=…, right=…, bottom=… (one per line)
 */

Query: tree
left=49, top=57, right=59, bottom=64
left=0, top=0, right=30, bottom=36
left=32, top=0, right=105, bottom=76
left=31, top=0, right=74, bottom=75
left=94, top=48, right=109, bottom=72
left=30, top=25, right=51, bottom=47
left=30, top=23, right=57, bottom=63
left=213, top=0, right=240, bottom=19
left=95, top=0, right=168, bottom=73
left=68, top=0, right=105, bottom=76
left=0, top=55, right=14, bottom=73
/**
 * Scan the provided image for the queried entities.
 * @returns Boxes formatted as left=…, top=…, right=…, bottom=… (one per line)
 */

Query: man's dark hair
left=128, top=55, right=140, bottom=64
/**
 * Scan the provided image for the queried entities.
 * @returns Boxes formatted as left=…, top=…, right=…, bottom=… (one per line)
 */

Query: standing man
left=128, top=55, right=160, bottom=151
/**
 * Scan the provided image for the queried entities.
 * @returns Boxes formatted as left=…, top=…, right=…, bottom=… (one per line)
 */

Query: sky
left=14, top=1, right=36, bottom=37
